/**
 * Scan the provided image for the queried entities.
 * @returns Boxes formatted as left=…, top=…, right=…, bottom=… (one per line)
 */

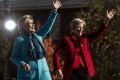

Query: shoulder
left=15, top=35, right=24, bottom=43
left=64, top=35, right=69, bottom=39
left=63, top=35, right=70, bottom=40
left=63, top=35, right=72, bottom=42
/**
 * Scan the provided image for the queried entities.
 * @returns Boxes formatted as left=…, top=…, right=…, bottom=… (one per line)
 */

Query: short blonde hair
left=18, top=15, right=33, bottom=33
left=22, top=15, right=33, bottom=24
left=70, top=18, right=86, bottom=31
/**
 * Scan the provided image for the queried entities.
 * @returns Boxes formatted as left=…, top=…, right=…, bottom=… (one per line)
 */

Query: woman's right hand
left=57, top=69, right=63, bottom=79
left=53, top=0, right=62, bottom=11
left=22, top=63, right=31, bottom=72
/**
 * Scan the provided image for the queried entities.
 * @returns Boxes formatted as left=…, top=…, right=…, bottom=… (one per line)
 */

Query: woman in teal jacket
left=11, top=1, right=61, bottom=80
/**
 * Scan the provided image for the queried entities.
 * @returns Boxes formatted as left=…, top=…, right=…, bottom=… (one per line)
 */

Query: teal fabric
left=11, top=10, right=58, bottom=80
left=29, top=33, right=43, bottom=59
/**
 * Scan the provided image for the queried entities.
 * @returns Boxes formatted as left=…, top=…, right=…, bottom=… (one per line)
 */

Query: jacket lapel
left=33, top=33, right=46, bottom=57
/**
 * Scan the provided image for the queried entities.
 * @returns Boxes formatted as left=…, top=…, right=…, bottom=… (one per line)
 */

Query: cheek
left=82, top=28, right=84, bottom=31
left=79, top=28, right=84, bottom=31
left=76, top=28, right=81, bottom=32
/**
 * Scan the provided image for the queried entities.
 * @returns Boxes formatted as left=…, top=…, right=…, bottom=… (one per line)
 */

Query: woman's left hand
left=105, top=9, right=116, bottom=25
left=107, top=9, right=116, bottom=20
left=53, top=0, right=62, bottom=11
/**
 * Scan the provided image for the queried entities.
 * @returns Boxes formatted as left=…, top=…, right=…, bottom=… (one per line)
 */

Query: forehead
left=23, top=17, right=33, bottom=24
left=26, top=18, right=33, bottom=22
left=76, top=23, right=85, bottom=27
left=22, top=15, right=33, bottom=22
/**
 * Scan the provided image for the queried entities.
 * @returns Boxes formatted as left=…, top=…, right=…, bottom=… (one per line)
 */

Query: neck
left=73, top=33, right=82, bottom=39
left=76, top=33, right=82, bottom=38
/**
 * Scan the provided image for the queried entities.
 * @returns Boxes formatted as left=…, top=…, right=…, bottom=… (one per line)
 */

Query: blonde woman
left=53, top=9, right=116, bottom=80
left=11, top=1, right=61, bottom=80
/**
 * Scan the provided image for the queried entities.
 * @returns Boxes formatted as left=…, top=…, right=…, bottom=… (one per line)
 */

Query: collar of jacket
left=70, top=32, right=87, bottom=41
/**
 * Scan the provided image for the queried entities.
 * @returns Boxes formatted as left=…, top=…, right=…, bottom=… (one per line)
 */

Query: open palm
left=107, top=9, right=116, bottom=20
left=53, top=0, right=62, bottom=11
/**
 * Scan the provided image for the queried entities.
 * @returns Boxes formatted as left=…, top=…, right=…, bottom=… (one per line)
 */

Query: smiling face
left=73, top=23, right=85, bottom=37
left=24, top=17, right=35, bottom=33
left=70, top=18, right=85, bottom=37
left=19, top=15, right=36, bottom=33
left=23, top=15, right=35, bottom=33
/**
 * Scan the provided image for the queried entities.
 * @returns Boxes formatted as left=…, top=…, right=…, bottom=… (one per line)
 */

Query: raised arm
left=87, top=9, right=116, bottom=42
left=36, top=0, right=62, bottom=38
left=105, top=9, right=116, bottom=25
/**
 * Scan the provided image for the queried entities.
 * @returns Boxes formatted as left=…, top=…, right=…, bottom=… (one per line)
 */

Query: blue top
left=10, top=10, right=58, bottom=78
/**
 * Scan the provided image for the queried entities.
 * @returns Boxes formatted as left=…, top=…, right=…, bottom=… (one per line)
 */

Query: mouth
left=29, top=27, right=35, bottom=32
left=77, top=30, right=82, bottom=33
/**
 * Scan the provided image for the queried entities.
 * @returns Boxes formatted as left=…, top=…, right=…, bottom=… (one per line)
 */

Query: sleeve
left=10, top=37, right=26, bottom=69
left=53, top=37, right=67, bottom=70
left=36, top=10, right=58, bottom=38
left=87, top=24, right=108, bottom=42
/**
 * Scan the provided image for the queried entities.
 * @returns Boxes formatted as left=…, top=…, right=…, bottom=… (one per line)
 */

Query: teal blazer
left=11, top=10, right=58, bottom=80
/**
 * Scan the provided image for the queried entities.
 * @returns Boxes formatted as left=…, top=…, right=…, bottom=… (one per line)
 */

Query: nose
left=32, top=24, right=35, bottom=27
